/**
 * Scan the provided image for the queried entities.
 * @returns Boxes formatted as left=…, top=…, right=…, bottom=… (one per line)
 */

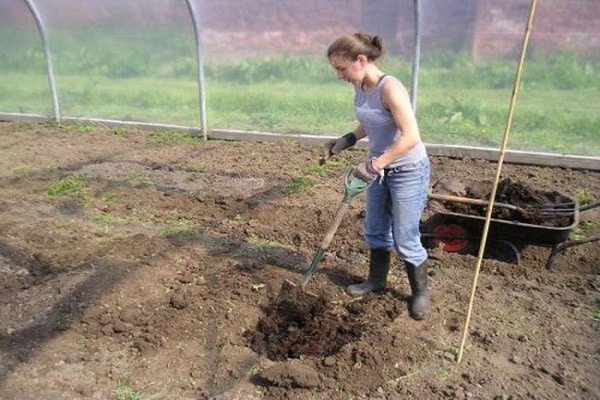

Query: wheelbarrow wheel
left=431, top=223, right=470, bottom=253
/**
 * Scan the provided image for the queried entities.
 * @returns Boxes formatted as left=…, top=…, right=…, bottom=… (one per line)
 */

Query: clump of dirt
left=245, top=281, right=365, bottom=361
left=258, top=359, right=320, bottom=388
left=442, top=178, right=576, bottom=227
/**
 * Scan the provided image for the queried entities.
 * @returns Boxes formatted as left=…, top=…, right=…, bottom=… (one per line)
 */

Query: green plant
left=47, top=162, right=60, bottom=171
left=385, top=370, right=420, bottom=386
left=575, top=189, right=596, bottom=206
left=125, top=171, right=153, bottom=188
left=161, top=226, right=199, bottom=238
left=12, top=164, right=35, bottom=176
left=209, top=54, right=331, bottom=84
left=1, top=27, right=599, bottom=157
left=101, top=193, right=118, bottom=203
left=113, top=379, right=142, bottom=400
left=150, top=131, right=199, bottom=145
left=591, top=299, right=600, bottom=322
left=436, top=368, right=452, bottom=378
left=113, top=126, right=130, bottom=137
left=285, top=176, right=314, bottom=194
left=183, top=164, right=204, bottom=172
left=306, top=160, right=344, bottom=175
left=47, top=175, right=89, bottom=198
left=570, top=220, right=599, bottom=240
left=90, top=212, right=130, bottom=224
left=247, top=235, right=283, bottom=249
left=161, top=218, right=200, bottom=239
left=65, top=123, right=97, bottom=133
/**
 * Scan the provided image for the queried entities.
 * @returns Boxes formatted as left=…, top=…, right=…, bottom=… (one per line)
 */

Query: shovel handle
left=300, top=166, right=367, bottom=290
left=343, top=166, right=370, bottom=202
left=301, top=202, right=350, bottom=290
left=429, top=192, right=521, bottom=212
left=319, top=201, right=350, bottom=249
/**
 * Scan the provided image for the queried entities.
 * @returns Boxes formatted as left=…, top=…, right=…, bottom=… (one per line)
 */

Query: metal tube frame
left=23, top=0, right=61, bottom=122
left=410, top=0, right=422, bottom=111
left=184, top=0, right=208, bottom=140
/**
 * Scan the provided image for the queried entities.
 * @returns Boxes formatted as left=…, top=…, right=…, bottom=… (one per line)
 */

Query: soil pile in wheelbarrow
left=441, top=178, right=576, bottom=227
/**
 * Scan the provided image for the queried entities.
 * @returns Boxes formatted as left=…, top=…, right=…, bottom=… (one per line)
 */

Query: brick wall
left=472, top=0, right=600, bottom=60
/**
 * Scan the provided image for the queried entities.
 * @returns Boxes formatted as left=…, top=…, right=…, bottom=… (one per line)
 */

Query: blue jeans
left=364, top=157, right=430, bottom=266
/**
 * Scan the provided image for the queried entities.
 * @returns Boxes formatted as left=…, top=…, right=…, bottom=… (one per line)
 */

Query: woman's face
left=329, top=54, right=364, bottom=84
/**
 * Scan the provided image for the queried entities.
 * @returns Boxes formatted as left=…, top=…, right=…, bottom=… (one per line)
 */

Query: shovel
left=299, top=166, right=370, bottom=290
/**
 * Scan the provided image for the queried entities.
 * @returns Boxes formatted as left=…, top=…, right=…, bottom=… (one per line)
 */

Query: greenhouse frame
left=0, top=0, right=598, bottom=169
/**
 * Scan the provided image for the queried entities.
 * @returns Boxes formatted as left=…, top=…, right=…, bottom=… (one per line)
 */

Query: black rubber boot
left=346, top=248, right=391, bottom=296
left=405, top=261, right=430, bottom=320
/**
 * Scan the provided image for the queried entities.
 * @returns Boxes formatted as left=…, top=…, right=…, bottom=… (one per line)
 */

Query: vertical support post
left=184, top=0, right=208, bottom=140
left=23, top=0, right=60, bottom=122
left=456, top=0, right=538, bottom=364
left=410, top=0, right=422, bottom=112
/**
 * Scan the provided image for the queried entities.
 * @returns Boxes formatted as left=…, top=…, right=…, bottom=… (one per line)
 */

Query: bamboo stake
left=457, top=0, right=538, bottom=364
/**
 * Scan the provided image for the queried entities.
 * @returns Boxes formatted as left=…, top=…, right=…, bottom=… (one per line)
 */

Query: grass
left=3, top=71, right=598, bottom=156
left=1, top=27, right=599, bottom=157
left=113, top=377, right=162, bottom=400
left=122, top=171, right=153, bottom=188
left=47, top=175, right=89, bottom=199
left=575, top=189, right=597, bottom=206
left=247, top=235, right=287, bottom=249
left=12, top=164, right=35, bottom=177
left=90, top=212, right=130, bottom=224
left=161, top=218, right=201, bottom=239
left=435, top=368, right=452, bottom=379
left=592, top=300, right=600, bottom=322
left=306, top=160, right=345, bottom=176
left=150, top=131, right=199, bottom=145
left=285, top=176, right=314, bottom=195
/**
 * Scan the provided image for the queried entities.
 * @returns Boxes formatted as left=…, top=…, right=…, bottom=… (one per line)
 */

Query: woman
left=323, top=32, right=431, bottom=320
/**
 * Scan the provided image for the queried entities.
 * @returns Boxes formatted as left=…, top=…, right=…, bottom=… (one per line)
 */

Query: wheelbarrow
left=422, top=191, right=600, bottom=268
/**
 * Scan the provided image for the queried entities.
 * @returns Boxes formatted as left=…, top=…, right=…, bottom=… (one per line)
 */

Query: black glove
left=321, top=132, right=357, bottom=164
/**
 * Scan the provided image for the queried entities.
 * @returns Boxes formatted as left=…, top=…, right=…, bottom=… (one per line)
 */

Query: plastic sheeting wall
left=0, top=0, right=598, bottom=159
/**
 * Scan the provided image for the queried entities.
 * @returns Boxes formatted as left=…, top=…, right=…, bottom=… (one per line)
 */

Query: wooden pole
left=457, top=0, right=538, bottom=364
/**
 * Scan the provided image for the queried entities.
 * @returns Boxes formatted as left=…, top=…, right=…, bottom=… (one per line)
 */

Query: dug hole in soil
left=0, top=122, right=598, bottom=399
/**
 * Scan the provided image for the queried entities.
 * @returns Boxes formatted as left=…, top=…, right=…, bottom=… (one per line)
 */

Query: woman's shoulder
left=381, top=75, right=409, bottom=94
left=381, top=74, right=405, bottom=87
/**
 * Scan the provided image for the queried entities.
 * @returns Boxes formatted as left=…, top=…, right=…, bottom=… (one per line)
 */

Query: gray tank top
left=354, top=75, right=427, bottom=167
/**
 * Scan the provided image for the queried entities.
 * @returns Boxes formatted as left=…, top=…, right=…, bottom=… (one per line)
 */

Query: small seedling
left=436, top=368, right=452, bottom=378
left=285, top=176, right=313, bottom=194
left=47, top=175, right=89, bottom=198
left=13, top=164, right=35, bottom=176
left=113, top=379, right=142, bottom=400
left=126, top=171, right=153, bottom=188
left=101, top=193, right=118, bottom=203
left=306, top=159, right=344, bottom=175
left=591, top=299, right=600, bottom=322
left=575, top=189, right=595, bottom=206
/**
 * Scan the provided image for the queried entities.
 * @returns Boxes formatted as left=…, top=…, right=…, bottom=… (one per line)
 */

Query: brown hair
left=327, top=33, right=384, bottom=61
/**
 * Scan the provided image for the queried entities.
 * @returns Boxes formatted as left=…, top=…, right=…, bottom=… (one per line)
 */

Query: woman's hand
left=353, top=158, right=383, bottom=183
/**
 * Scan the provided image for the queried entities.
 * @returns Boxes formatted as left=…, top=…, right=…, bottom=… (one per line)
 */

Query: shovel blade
left=300, top=247, right=326, bottom=290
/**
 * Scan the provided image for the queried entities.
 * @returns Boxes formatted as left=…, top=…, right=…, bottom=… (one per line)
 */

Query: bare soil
left=0, top=121, right=598, bottom=400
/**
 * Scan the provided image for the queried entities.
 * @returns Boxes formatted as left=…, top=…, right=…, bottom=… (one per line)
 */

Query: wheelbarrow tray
left=427, top=196, right=579, bottom=246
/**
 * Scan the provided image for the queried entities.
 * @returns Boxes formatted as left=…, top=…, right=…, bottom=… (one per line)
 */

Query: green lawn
left=1, top=47, right=598, bottom=157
